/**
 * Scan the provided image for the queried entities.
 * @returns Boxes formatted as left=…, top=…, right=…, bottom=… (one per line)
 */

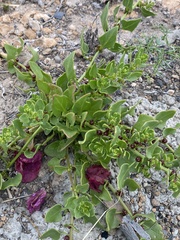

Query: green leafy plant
left=0, top=2, right=179, bottom=240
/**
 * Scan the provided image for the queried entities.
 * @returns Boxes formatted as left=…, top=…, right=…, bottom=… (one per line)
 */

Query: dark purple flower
left=15, top=150, right=43, bottom=183
left=27, top=188, right=46, bottom=214
left=85, top=165, right=111, bottom=192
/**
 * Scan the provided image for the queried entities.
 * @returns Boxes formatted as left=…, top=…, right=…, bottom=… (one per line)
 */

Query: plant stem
left=8, top=126, right=42, bottom=168
left=77, top=51, right=99, bottom=83
left=108, top=183, right=132, bottom=217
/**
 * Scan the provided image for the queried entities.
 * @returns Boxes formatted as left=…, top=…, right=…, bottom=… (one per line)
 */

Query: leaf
left=1, top=174, right=22, bottom=190
left=121, top=18, right=142, bottom=32
left=44, top=141, right=66, bottom=157
left=54, top=166, right=68, bottom=175
left=117, top=163, right=130, bottom=190
left=124, top=178, right=140, bottom=191
left=134, top=114, right=154, bottom=131
left=37, top=80, right=51, bottom=94
left=100, top=2, right=109, bottom=32
left=140, top=7, right=155, bottom=17
left=0, top=174, right=2, bottom=189
left=56, top=72, right=69, bottom=91
left=80, top=31, right=89, bottom=56
left=52, top=94, right=72, bottom=117
left=146, top=140, right=159, bottom=159
left=106, top=208, right=120, bottom=231
left=29, top=47, right=39, bottom=62
left=174, top=146, right=180, bottom=157
left=123, top=0, right=133, bottom=12
left=76, top=183, right=89, bottom=193
left=72, top=93, right=91, bottom=114
left=99, top=27, right=118, bottom=49
left=63, top=51, right=76, bottom=81
left=14, top=66, right=34, bottom=86
left=45, top=204, right=62, bottom=222
left=79, top=129, right=97, bottom=151
left=142, top=220, right=164, bottom=240
left=126, top=71, right=142, bottom=81
left=163, top=128, right=176, bottom=137
left=4, top=38, right=24, bottom=60
left=155, top=110, right=176, bottom=129
left=133, top=213, right=156, bottom=222
left=113, top=5, right=120, bottom=20
left=83, top=215, right=105, bottom=230
left=110, top=99, right=126, bottom=113
left=40, top=229, right=62, bottom=240
left=29, top=61, right=43, bottom=80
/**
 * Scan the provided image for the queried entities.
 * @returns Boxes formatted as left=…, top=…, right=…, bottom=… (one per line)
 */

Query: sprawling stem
left=7, top=125, right=42, bottom=168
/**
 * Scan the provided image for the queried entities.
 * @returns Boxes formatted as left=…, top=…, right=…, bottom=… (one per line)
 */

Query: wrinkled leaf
left=45, top=204, right=62, bottom=222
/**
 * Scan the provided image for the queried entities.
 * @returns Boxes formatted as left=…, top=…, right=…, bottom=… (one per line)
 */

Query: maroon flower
left=85, top=165, right=111, bottom=192
left=15, top=150, right=43, bottom=183
left=27, top=188, right=46, bottom=214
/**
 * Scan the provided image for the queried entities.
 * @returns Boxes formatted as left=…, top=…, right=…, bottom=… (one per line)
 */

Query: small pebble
left=152, top=198, right=160, bottom=207
left=54, top=55, right=61, bottom=63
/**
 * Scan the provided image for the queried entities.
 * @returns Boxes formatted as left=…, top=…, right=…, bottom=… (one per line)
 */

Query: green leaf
left=146, top=140, right=159, bottom=159
left=56, top=73, right=69, bottom=91
left=123, top=0, right=133, bottom=12
left=174, top=146, right=180, bottom=157
left=54, top=166, right=68, bottom=175
left=64, top=112, right=76, bottom=126
left=126, top=71, right=142, bottom=81
left=84, top=215, right=105, bottom=230
left=76, top=183, right=89, bottom=193
left=133, top=212, right=156, bottom=222
left=72, top=93, right=91, bottom=114
left=80, top=31, right=89, bottom=56
left=99, top=27, right=118, bottom=49
left=29, top=47, right=39, bottom=62
left=134, top=114, right=154, bottom=131
left=79, top=129, right=97, bottom=151
left=117, top=163, right=130, bottom=190
left=106, top=208, right=120, bottom=231
left=1, top=174, right=22, bottom=190
left=110, top=99, right=126, bottom=112
left=124, top=178, right=140, bottom=191
left=100, top=2, right=109, bottom=32
left=142, top=220, right=164, bottom=240
left=140, top=7, right=155, bottom=17
left=44, top=141, right=66, bottom=157
left=163, top=128, right=176, bottom=137
left=63, top=52, right=76, bottom=81
left=113, top=5, right=120, bottom=20
left=45, top=204, right=62, bottom=223
left=29, top=61, right=43, bottom=80
left=52, top=94, right=72, bottom=117
left=155, top=110, right=176, bottom=129
left=40, top=229, right=62, bottom=240
left=121, top=18, right=142, bottom=32
left=14, top=66, right=34, bottom=86
left=37, top=80, right=50, bottom=94
left=4, top=38, right=24, bottom=60
left=0, top=174, right=2, bottom=189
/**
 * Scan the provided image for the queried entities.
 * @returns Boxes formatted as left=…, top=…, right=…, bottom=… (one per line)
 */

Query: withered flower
left=85, top=165, right=111, bottom=192
left=26, top=188, right=46, bottom=214
left=15, top=150, right=43, bottom=183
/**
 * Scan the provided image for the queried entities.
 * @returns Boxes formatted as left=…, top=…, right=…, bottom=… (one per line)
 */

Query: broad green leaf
left=174, top=146, right=180, bottom=157
left=99, top=26, right=118, bottom=49
left=29, top=61, right=43, bottom=80
left=52, top=94, right=72, bottom=117
left=42, top=70, right=52, bottom=83
left=79, top=129, right=97, bottom=150
left=64, top=85, right=76, bottom=104
left=64, top=112, right=76, bottom=126
left=124, top=178, right=140, bottom=191
left=4, top=39, right=24, bottom=60
left=29, top=47, right=39, bottom=62
left=134, top=114, right=154, bottom=131
left=56, top=72, right=69, bottom=91
left=121, top=18, right=142, bottom=32
left=76, top=183, right=89, bottom=193
left=117, top=163, right=130, bottom=190
left=141, top=7, right=155, bottom=17
left=163, top=128, right=176, bottom=137
left=80, top=31, right=89, bottom=56
left=143, top=120, right=159, bottom=130
left=142, top=220, right=164, bottom=240
left=146, top=140, right=159, bottom=159
left=72, top=93, right=91, bottom=114
left=126, top=71, right=142, bottom=81
left=56, top=123, right=78, bottom=138
left=37, top=80, right=51, bottom=94
left=113, top=5, right=120, bottom=20
left=7, top=60, right=16, bottom=73
left=45, top=204, right=62, bottom=222
left=155, top=110, right=176, bottom=129
left=63, top=51, right=76, bottom=81
left=44, top=141, right=66, bottom=157
left=100, top=2, right=109, bottom=32
left=133, top=213, right=156, bottom=222
left=14, top=66, right=34, bottom=86
left=110, top=99, right=126, bottom=112
left=84, top=215, right=105, bottom=230
left=0, top=174, right=2, bottom=189
left=13, top=119, right=25, bottom=137
left=40, top=228, right=62, bottom=240
left=54, top=166, right=68, bottom=175
left=35, top=99, right=45, bottom=111
left=89, top=63, right=98, bottom=78
left=123, top=0, right=133, bottom=12
left=1, top=174, right=22, bottom=190
left=106, top=208, right=120, bottom=231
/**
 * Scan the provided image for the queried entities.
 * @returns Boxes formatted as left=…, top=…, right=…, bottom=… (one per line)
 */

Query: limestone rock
left=42, top=38, right=57, bottom=48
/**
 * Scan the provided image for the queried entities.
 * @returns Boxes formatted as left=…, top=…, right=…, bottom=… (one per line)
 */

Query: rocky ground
left=0, top=0, right=180, bottom=239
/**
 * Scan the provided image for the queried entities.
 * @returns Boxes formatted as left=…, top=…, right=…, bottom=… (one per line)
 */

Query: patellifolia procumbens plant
left=0, top=1, right=179, bottom=240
